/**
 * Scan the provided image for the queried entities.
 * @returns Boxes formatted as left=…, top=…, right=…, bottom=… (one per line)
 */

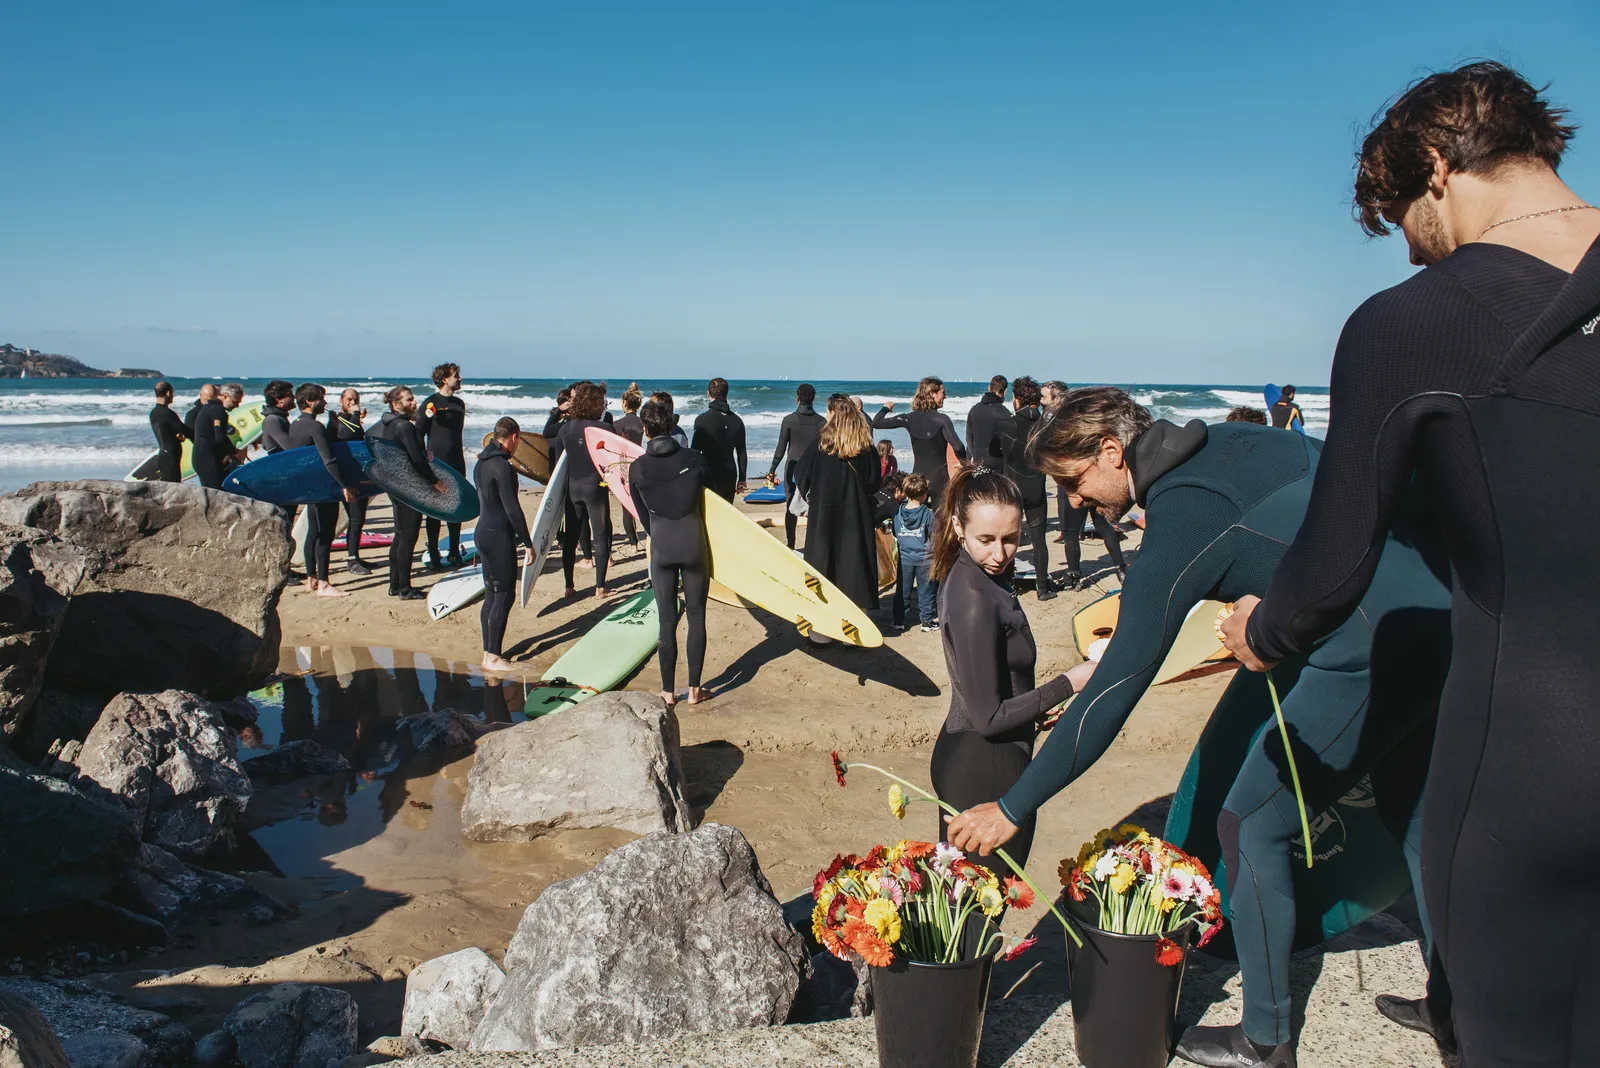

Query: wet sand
left=89, top=487, right=1239, bottom=1044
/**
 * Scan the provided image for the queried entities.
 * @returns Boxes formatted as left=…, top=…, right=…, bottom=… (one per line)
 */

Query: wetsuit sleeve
left=871, top=407, right=910, bottom=430
left=943, top=584, right=1073, bottom=738
left=311, top=424, right=349, bottom=487
left=998, top=485, right=1236, bottom=824
left=940, top=413, right=966, bottom=459
left=1247, top=301, right=1426, bottom=662
left=770, top=419, right=790, bottom=476
left=499, top=466, right=533, bottom=547
left=212, top=412, right=235, bottom=461
left=689, top=414, right=709, bottom=456
left=735, top=417, right=747, bottom=482
left=543, top=409, right=563, bottom=438
left=629, top=461, right=653, bottom=536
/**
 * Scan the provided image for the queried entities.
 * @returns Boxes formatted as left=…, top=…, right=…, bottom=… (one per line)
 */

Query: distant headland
left=0, top=343, right=162, bottom=379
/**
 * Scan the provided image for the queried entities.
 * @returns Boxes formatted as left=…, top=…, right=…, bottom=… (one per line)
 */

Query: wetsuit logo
left=1582, top=313, right=1600, bottom=336
left=1287, top=774, right=1377, bottom=862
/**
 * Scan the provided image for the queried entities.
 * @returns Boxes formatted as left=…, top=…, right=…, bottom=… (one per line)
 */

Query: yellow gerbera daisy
left=1110, top=863, right=1137, bottom=895
left=863, top=897, right=903, bottom=944
left=978, top=885, right=1005, bottom=917
left=887, top=784, right=907, bottom=820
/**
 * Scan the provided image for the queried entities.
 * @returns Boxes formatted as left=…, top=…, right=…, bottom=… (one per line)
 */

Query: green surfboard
left=523, top=589, right=669, bottom=718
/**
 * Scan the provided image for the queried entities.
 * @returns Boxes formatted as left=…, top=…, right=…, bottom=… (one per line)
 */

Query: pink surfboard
left=946, top=443, right=962, bottom=481
left=584, top=426, right=644, bottom=521
left=331, top=532, right=395, bottom=550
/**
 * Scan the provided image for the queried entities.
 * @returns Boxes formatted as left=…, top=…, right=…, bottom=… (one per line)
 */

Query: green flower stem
left=841, top=761, right=1083, bottom=948
left=1265, top=672, right=1315, bottom=870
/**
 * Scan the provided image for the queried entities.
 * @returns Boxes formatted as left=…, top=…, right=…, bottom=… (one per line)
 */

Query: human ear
left=1102, top=436, right=1125, bottom=469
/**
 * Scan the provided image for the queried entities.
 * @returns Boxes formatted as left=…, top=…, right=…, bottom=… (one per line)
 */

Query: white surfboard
left=521, top=452, right=569, bottom=608
left=427, top=563, right=486, bottom=621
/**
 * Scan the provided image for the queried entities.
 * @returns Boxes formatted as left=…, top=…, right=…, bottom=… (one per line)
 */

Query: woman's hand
left=1218, top=595, right=1276, bottom=673
left=1066, top=659, right=1099, bottom=690
left=945, top=803, right=1019, bottom=855
left=519, top=546, right=534, bottom=567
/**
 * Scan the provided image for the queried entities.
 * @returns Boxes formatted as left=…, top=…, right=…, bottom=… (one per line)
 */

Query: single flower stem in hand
left=837, top=760, right=1082, bottom=948
left=1265, top=671, right=1314, bottom=869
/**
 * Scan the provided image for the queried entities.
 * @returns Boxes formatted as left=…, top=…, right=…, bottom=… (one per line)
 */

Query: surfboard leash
left=1265, top=670, right=1315, bottom=870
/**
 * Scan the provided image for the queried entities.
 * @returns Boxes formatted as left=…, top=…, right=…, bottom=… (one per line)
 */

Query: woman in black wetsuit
left=1220, top=63, right=1600, bottom=1066
left=796, top=394, right=882, bottom=621
left=474, top=418, right=535, bottom=673
left=872, top=376, right=965, bottom=509
left=930, top=466, right=1088, bottom=867
left=628, top=401, right=712, bottom=706
left=327, top=388, right=371, bottom=575
left=551, top=381, right=615, bottom=598
left=148, top=380, right=188, bottom=483
left=287, top=382, right=358, bottom=598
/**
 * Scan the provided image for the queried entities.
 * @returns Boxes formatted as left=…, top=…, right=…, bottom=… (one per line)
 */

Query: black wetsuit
left=327, top=409, right=369, bottom=562
left=149, top=404, right=188, bottom=483
left=474, top=439, right=534, bottom=657
left=989, top=404, right=1051, bottom=590
left=998, top=420, right=1451, bottom=1048
left=288, top=411, right=351, bottom=582
left=932, top=548, right=1071, bottom=869
left=190, top=399, right=232, bottom=489
left=371, top=411, right=434, bottom=594
left=261, top=406, right=293, bottom=454
left=418, top=391, right=467, bottom=564
left=965, top=391, right=1009, bottom=460
left=871, top=406, right=965, bottom=508
left=1269, top=399, right=1303, bottom=430
left=690, top=398, right=748, bottom=502
left=553, top=418, right=613, bottom=589
left=768, top=404, right=825, bottom=549
left=614, top=412, right=645, bottom=547
left=629, top=436, right=712, bottom=692
left=1245, top=238, right=1600, bottom=1066
left=1058, top=493, right=1127, bottom=577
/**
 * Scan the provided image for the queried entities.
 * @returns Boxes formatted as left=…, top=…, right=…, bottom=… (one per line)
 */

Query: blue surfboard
left=222, top=442, right=380, bottom=506
left=743, top=485, right=786, bottom=503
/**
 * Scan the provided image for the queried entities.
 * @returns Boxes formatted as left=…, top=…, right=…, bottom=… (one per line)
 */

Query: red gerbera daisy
left=1001, top=935, right=1038, bottom=962
left=1003, top=876, right=1035, bottom=909
left=831, top=752, right=848, bottom=787
left=813, top=855, right=845, bottom=899
left=1155, top=937, right=1185, bottom=967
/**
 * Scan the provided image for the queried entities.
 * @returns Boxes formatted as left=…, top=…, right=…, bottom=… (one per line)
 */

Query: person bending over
left=931, top=465, right=1087, bottom=868
left=629, top=401, right=713, bottom=706
left=369, top=386, right=443, bottom=601
left=948, top=388, right=1452, bottom=1068
left=872, top=376, right=964, bottom=509
left=418, top=362, right=467, bottom=571
left=289, top=383, right=357, bottom=597
left=691, top=377, right=748, bottom=501
left=328, top=388, right=372, bottom=575
left=1040, top=379, right=1126, bottom=584
left=148, top=381, right=188, bottom=483
left=474, top=418, right=535, bottom=673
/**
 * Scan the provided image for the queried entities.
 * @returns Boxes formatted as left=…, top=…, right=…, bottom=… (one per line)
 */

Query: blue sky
left=3, top=2, right=1598, bottom=382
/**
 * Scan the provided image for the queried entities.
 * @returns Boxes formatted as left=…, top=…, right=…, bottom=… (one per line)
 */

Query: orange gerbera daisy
left=1003, top=876, right=1035, bottom=909
left=843, top=920, right=893, bottom=967
left=899, top=840, right=936, bottom=859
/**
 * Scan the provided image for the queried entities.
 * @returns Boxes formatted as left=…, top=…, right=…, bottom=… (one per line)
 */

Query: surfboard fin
left=794, top=615, right=813, bottom=636
left=803, top=572, right=823, bottom=596
left=841, top=620, right=860, bottom=643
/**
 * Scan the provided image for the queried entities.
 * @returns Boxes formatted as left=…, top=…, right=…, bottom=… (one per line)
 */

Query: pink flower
left=1001, top=935, right=1038, bottom=962
left=1161, top=868, right=1195, bottom=901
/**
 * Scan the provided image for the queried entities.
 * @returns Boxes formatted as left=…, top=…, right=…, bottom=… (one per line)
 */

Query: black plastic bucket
left=1066, top=920, right=1194, bottom=1068
left=870, top=952, right=996, bottom=1068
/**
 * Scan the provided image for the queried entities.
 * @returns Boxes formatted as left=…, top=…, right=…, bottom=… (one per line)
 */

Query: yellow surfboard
left=702, top=490, right=883, bottom=647
left=1071, top=592, right=1231, bottom=684
left=127, top=403, right=268, bottom=483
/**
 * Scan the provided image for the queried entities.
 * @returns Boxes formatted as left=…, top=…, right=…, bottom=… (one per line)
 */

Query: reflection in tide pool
left=237, top=646, right=539, bottom=888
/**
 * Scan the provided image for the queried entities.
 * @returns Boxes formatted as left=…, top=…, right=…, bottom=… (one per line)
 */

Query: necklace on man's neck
left=1478, top=203, right=1598, bottom=239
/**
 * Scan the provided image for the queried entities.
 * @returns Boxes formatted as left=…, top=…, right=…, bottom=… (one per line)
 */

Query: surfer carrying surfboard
left=288, top=382, right=358, bottom=598
left=474, top=418, right=536, bottom=674
left=1269, top=385, right=1305, bottom=433
left=944, top=387, right=1452, bottom=1068
left=372, top=386, right=445, bottom=601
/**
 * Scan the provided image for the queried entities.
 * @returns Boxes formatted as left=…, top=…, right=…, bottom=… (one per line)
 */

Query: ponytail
left=930, top=464, right=1022, bottom=582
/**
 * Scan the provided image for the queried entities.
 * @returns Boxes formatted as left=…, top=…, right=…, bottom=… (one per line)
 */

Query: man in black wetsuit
left=288, top=382, right=358, bottom=597
left=767, top=383, right=825, bottom=549
left=474, top=417, right=535, bottom=673
left=260, top=380, right=296, bottom=454
left=417, top=362, right=467, bottom=571
left=1041, top=379, right=1127, bottom=585
left=1269, top=385, right=1304, bottom=431
left=189, top=383, right=235, bottom=490
left=1220, top=62, right=1600, bottom=1066
left=988, top=376, right=1056, bottom=601
left=690, top=377, right=747, bottom=501
left=148, top=381, right=189, bottom=483
left=613, top=386, right=645, bottom=551
left=328, top=388, right=372, bottom=576
left=964, top=375, right=1009, bottom=459
left=947, top=388, right=1452, bottom=1068
left=370, top=386, right=442, bottom=601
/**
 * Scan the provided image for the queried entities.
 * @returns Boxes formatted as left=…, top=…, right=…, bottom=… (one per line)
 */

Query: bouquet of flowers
left=1059, top=824, right=1225, bottom=965
left=812, top=840, right=1037, bottom=966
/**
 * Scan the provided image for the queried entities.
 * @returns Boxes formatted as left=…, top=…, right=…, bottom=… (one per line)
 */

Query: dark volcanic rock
left=13, top=689, right=106, bottom=765
left=0, top=980, right=186, bottom=1067
left=472, top=824, right=806, bottom=1052
left=0, top=986, right=70, bottom=1068
left=241, top=740, right=350, bottom=781
left=72, top=691, right=251, bottom=858
left=0, top=525, right=85, bottom=746
left=0, top=480, right=291, bottom=700
left=0, top=747, right=139, bottom=916
left=224, top=984, right=357, bottom=1068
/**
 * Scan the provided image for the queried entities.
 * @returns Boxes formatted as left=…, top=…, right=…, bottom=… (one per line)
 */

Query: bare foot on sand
left=687, top=686, right=709, bottom=705
left=577, top=558, right=594, bottom=570
left=482, top=653, right=516, bottom=673
left=315, top=584, right=350, bottom=598
left=595, top=587, right=608, bottom=598
left=659, top=689, right=678, bottom=708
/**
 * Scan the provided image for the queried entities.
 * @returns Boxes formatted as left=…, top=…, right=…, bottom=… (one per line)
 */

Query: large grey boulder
left=0, top=747, right=139, bottom=916
left=73, top=691, right=251, bottom=858
left=224, top=984, right=357, bottom=1068
left=0, top=988, right=69, bottom=1068
left=0, top=981, right=186, bottom=1068
left=472, top=824, right=807, bottom=1053
left=0, top=480, right=291, bottom=699
left=399, top=948, right=503, bottom=1050
left=460, top=691, right=692, bottom=842
left=0, top=525, right=85, bottom=746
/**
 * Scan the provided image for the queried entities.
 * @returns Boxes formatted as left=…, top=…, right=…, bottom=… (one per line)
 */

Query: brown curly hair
left=1354, top=61, right=1578, bottom=236
left=570, top=381, right=607, bottom=421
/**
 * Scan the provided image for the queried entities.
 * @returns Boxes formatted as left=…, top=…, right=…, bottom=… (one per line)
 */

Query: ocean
left=0, top=377, right=1328, bottom=495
